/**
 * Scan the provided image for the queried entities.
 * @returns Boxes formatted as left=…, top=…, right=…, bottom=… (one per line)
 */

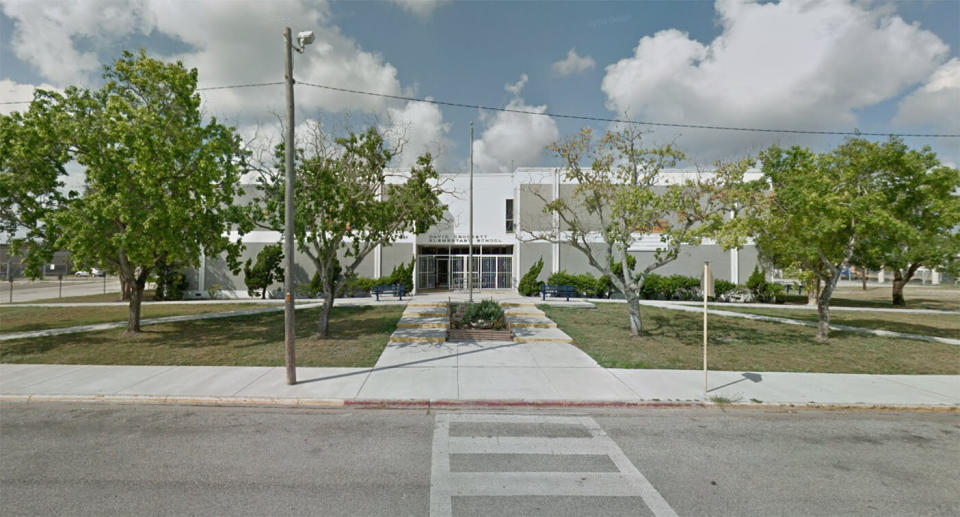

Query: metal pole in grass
left=702, top=261, right=713, bottom=395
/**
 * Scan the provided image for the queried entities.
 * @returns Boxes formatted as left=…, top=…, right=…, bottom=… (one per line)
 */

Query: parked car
left=74, top=268, right=105, bottom=277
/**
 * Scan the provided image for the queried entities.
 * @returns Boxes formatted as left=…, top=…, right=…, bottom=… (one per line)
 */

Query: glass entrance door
left=436, top=257, right=449, bottom=289
left=417, top=246, right=513, bottom=290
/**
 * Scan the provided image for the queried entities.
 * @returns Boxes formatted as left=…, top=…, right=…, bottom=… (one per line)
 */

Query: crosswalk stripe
left=430, top=413, right=679, bottom=517
left=448, top=436, right=611, bottom=455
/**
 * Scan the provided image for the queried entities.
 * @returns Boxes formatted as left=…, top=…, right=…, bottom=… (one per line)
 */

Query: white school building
left=186, top=168, right=762, bottom=298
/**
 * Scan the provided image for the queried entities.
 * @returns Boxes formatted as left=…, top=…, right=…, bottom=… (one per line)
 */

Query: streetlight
left=283, top=27, right=314, bottom=385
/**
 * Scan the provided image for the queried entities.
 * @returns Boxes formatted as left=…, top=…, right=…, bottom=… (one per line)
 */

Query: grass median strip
left=0, top=305, right=403, bottom=367
left=1, top=303, right=273, bottom=333
left=541, top=302, right=959, bottom=375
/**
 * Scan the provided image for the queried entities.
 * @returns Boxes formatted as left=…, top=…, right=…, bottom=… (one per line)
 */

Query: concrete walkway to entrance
left=2, top=291, right=957, bottom=408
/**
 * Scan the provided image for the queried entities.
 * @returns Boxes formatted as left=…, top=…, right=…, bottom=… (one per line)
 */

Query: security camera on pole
left=282, top=27, right=314, bottom=385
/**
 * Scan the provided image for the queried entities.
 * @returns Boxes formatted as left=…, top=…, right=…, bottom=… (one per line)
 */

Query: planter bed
left=446, top=328, right=514, bottom=342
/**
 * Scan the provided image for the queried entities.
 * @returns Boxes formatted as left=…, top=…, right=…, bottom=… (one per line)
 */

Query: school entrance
left=416, top=245, right=513, bottom=290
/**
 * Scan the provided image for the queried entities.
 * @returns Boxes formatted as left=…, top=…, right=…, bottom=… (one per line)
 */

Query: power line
left=0, top=81, right=285, bottom=105
left=4, top=79, right=958, bottom=138
left=297, top=81, right=959, bottom=138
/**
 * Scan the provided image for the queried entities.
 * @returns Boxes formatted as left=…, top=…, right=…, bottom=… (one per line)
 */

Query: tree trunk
left=126, top=280, right=146, bottom=333
left=891, top=265, right=919, bottom=306
left=625, top=294, right=643, bottom=337
left=814, top=272, right=839, bottom=342
left=815, top=297, right=830, bottom=341
left=121, top=278, right=134, bottom=301
left=806, top=277, right=820, bottom=306
left=261, top=287, right=267, bottom=300
left=860, top=266, right=868, bottom=290
left=317, top=290, right=335, bottom=337
left=892, top=269, right=907, bottom=307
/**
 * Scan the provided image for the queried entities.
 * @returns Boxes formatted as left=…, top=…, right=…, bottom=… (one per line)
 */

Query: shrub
left=339, top=274, right=377, bottom=297
left=155, top=266, right=188, bottom=301
left=746, top=265, right=783, bottom=303
left=518, top=257, right=545, bottom=296
left=449, top=299, right=505, bottom=329
left=385, top=259, right=414, bottom=291
left=639, top=273, right=701, bottom=300
left=243, top=244, right=284, bottom=299
left=714, top=279, right=737, bottom=298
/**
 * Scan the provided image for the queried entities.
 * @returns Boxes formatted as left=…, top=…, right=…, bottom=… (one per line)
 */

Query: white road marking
left=430, top=413, right=678, bottom=517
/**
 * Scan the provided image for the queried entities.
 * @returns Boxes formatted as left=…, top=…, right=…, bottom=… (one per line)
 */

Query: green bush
left=545, top=270, right=612, bottom=298
left=155, top=266, right=188, bottom=301
left=384, top=259, right=414, bottom=291
left=339, top=274, right=377, bottom=297
left=639, top=273, right=701, bottom=300
left=449, top=299, right=505, bottom=329
left=746, top=265, right=783, bottom=303
left=243, top=244, right=284, bottom=299
left=713, top=279, right=737, bottom=298
left=518, top=257, right=545, bottom=296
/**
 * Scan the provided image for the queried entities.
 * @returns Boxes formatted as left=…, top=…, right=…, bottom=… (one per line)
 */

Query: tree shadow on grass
left=0, top=306, right=403, bottom=363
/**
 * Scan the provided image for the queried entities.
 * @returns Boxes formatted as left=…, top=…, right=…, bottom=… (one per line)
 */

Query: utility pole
left=469, top=122, right=474, bottom=303
left=283, top=27, right=298, bottom=385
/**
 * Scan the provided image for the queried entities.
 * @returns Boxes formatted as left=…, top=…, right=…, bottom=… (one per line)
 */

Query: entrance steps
left=397, top=316, right=448, bottom=329
left=506, top=315, right=557, bottom=328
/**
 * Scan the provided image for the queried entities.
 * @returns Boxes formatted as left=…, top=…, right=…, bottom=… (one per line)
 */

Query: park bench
left=372, top=283, right=406, bottom=301
left=541, top=284, right=576, bottom=301
left=783, top=283, right=804, bottom=296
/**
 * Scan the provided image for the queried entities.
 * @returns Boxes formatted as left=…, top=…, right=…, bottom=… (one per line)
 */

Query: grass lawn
left=0, top=305, right=403, bottom=367
left=23, top=289, right=162, bottom=303
left=541, top=303, right=959, bottom=375
left=714, top=307, right=960, bottom=340
left=1, top=303, right=273, bottom=333
left=778, top=285, right=960, bottom=311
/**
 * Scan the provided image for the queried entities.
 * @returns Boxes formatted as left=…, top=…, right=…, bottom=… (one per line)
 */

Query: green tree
left=13, top=50, right=249, bottom=332
left=253, top=123, right=445, bottom=337
left=518, top=257, right=545, bottom=296
left=858, top=139, right=959, bottom=305
left=528, top=127, right=742, bottom=336
left=243, top=244, right=285, bottom=299
left=736, top=139, right=890, bottom=340
left=0, top=94, right=73, bottom=277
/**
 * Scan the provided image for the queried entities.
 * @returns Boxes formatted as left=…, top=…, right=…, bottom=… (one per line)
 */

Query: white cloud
left=387, top=0, right=448, bottom=19
left=600, top=0, right=950, bottom=162
left=1, top=0, right=154, bottom=86
left=504, top=74, right=528, bottom=96
left=382, top=99, right=453, bottom=169
left=472, top=75, right=559, bottom=173
left=0, top=79, right=60, bottom=115
left=0, top=0, right=407, bottom=121
left=894, top=58, right=960, bottom=133
left=551, top=48, right=595, bottom=77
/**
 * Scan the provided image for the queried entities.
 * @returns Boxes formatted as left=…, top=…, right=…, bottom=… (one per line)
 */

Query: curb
left=2, top=395, right=956, bottom=412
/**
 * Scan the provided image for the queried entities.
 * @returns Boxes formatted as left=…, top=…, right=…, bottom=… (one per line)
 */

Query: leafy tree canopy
left=6, top=50, right=250, bottom=331
left=253, top=123, right=446, bottom=336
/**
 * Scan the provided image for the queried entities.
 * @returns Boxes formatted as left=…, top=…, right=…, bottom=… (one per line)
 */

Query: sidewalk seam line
left=231, top=366, right=276, bottom=396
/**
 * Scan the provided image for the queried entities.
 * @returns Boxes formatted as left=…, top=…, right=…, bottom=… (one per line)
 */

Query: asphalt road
left=1, top=277, right=122, bottom=303
left=1, top=403, right=957, bottom=516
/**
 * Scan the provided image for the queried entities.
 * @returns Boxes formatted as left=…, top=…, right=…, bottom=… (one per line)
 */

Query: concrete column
left=730, top=247, right=740, bottom=284
left=374, top=244, right=382, bottom=279
left=199, top=252, right=206, bottom=292
left=552, top=169, right=560, bottom=274
left=877, top=267, right=884, bottom=283
left=932, top=269, right=941, bottom=285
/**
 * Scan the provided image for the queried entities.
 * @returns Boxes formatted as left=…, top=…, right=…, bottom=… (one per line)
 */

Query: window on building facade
left=505, top=199, right=514, bottom=233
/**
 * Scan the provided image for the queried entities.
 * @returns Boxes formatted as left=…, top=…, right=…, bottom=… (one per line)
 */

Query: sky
left=1, top=0, right=959, bottom=174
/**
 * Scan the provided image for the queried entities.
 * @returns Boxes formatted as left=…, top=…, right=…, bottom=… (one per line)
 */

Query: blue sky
left=2, top=0, right=959, bottom=171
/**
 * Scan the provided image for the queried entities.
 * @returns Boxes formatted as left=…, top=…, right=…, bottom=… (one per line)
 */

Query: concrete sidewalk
left=2, top=362, right=956, bottom=408
left=2, top=291, right=957, bottom=409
